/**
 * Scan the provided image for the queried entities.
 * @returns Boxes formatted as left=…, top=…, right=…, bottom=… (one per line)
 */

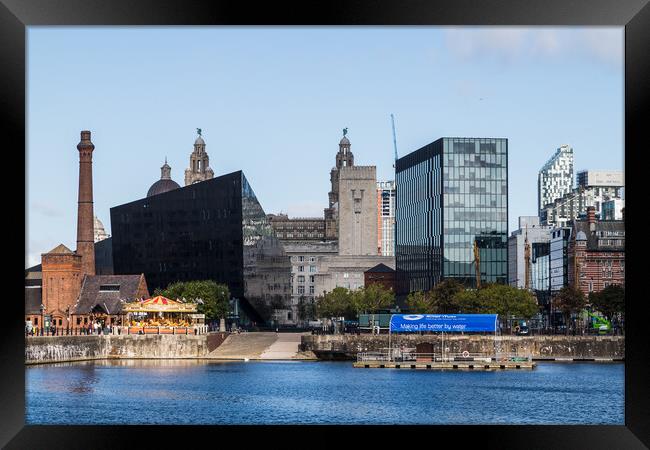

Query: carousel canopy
left=122, top=295, right=198, bottom=313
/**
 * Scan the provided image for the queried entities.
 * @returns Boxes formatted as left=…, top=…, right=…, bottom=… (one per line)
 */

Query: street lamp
left=39, top=303, right=45, bottom=336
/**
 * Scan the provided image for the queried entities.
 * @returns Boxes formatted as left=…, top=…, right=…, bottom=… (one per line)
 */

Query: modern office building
left=377, top=180, right=396, bottom=257
left=540, top=183, right=624, bottom=227
left=602, top=199, right=625, bottom=220
left=530, top=241, right=551, bottom=324
left=111, top=170, right=292, bottom=325
left=549, top=227, right=572, bottom=292
left=395, top=137, right=508, bottom=293
left=507, top=216, right=552, bottom=288
left=538, top=145, right=574, bottom=216
left=576, top=170, right=624, bottom=188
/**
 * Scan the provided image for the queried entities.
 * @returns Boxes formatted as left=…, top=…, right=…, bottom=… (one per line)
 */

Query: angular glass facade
left=538, top=145, right=573, bottom=215
left=396, top=138, right=508, bottom=293
left=110, top=171, right=291, bottom=324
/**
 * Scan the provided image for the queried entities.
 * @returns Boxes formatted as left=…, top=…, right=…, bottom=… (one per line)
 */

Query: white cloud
left=31, top=201, right=64, bottom=218
left=578, top=28, right=623, bottom=66
left=443, top=27, right=622, bottom=67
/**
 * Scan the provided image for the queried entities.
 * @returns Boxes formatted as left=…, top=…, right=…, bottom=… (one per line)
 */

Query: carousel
left=121, top=296, right=206, bottom=334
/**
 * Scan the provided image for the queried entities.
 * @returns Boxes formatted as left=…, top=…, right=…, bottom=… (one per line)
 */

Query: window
left=298, top=266, right=304, bottom=272
left=309, top=265, right=316, bottom=273
left=76, top=318, right=81, bottom=325
left=297, top=275, right=305, bottom=283
left=297, top=285, right=305, bottom=294
left=343, top=272, right=349, bottom=278
left=298, top=256, right=305, bottom=262
left=34, top=318, right=38, bottom=325
left=309, top=275, right=315, bottom=283
left=309, top=286, right=315, bottom=294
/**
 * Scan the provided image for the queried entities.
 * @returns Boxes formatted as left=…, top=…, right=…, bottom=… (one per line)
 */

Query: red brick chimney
left=76, top=130, right=95, bottom=276
left=587, top=206, right=596, bottom=232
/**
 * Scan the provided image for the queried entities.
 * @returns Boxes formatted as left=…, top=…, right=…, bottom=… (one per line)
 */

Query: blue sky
left=26, top=27, right=623, bottom=268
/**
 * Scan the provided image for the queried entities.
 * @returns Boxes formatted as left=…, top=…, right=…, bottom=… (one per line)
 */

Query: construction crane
left=473, top=239, right=481, bottom=289
left=391, top=114, right=398, bottom=167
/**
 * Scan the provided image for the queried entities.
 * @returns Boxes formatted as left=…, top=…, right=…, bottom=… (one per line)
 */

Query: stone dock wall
left=25, top=333, right=228, bottom=365
left=300, top=334, right=625, bottom=361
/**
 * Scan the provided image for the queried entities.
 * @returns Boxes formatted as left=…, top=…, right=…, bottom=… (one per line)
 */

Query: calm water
left=26, top=360, right=624, bottom=425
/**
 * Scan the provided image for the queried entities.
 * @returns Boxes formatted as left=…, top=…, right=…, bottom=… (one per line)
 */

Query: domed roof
left=147, top=178, right=181, bottom=197
left=195, top=136, right=205, bottom=145
left=94, top=216, right=110, bottom=242
left=94, top=216, right=105, bottom=231
left=339, top=136, right=350, bottom=145
left=576, top=231, right=588, bottom=241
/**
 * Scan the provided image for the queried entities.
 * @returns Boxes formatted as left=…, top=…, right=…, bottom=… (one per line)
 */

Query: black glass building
left=395, top=137, right=508, bottom=293
left=110, top=171, right=291, bottom=325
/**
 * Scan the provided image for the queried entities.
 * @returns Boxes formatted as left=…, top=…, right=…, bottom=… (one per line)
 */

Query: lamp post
left=39, top=303, right=45, bottom=336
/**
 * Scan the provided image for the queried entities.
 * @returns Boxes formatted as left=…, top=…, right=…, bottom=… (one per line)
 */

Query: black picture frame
left=2, top=0, right=648, bottom=448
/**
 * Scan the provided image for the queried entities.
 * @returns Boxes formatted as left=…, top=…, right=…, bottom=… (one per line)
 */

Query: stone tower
left=184, top=131, right=214, bottom=186
left=324, top=130, right=354, bottom=239
left=76, top=130, right=95, bottom=277
left=338, top=166, right=378, bottom=256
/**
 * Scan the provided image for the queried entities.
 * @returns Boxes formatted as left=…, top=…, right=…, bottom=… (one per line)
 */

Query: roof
left=72, top=274, right=148, bottom=315
left=25, top=287, right=42, bottom=315
left=573, top=220, right=625, bottom=251
left=339, top=136, right=350, bottom=145
left=122, top=295, right=198, bottom=313
left=195, top=136, right=205, bottom=145
left=147, top=178, right=181, bottom=197
left=45, top=244, right=74, bottom=254
left=365, top=263, right=396, bottom=274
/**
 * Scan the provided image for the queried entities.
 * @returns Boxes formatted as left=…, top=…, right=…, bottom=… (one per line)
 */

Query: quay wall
left=300, top=334, right=625, bottom=361
left=25, top=333, right=228, bottom=364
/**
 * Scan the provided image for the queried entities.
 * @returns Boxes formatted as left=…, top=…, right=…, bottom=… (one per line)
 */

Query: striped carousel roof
left=142, top=295, right=179, bottom=306
left=122, top=295, right=197, bottom=313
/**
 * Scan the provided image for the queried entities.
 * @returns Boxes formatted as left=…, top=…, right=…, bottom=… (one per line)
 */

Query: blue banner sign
left=389, top=314, right=498, bottom=333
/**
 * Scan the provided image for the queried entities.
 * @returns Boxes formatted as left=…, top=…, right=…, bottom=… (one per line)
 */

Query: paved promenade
left=207, top=332, right=315, bottom=360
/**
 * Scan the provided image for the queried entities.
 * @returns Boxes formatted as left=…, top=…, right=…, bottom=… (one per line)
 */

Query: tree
left=477, top=284, right=539, bottom=319
left=588, top=284, right=624, bottom=321
left=429, top=279, right=465, bottom=313
left=155, top=280, right=230, bottom=321
left=454, top=289, right=485, bottom=314
left=297, top=295, right=317, bottom=322
left=352, top=283, right=395, bottom=314
left=316, top=287, right=355, bottom=319
left=406, top=291, right=435, bottom=313
left=554, top=286, right=586, bottom=334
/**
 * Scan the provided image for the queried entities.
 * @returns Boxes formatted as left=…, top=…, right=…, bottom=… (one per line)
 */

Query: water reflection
left=26, top=361, right=624, bottom=425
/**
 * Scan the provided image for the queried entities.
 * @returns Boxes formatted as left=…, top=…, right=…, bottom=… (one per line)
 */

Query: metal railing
left=356, top=349, right=529, bottom=363
left=25, top=325, right=209, bottom=337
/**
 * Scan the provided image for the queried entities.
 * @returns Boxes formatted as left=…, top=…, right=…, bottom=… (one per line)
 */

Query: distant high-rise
left=377, top=180, right=396, bottom=256
left=538, top=145, right=573, bottom=215
left=396, top=137, right=508, bottom=292
left=184, top=130, right=214, bottom=186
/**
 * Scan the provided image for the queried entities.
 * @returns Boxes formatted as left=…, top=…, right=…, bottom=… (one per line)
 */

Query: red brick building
left=364, top=263, right=396, bottom=292
left=568, top=206, right=625, bottom=297
left=40, top=244, right=83, bottom=328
